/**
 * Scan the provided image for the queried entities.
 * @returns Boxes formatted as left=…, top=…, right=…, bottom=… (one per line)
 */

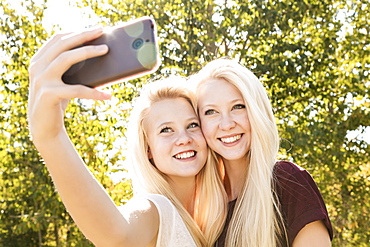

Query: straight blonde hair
left=126, top=77, right=227, bottom=246
left=191, top=59, right=288, bottom=247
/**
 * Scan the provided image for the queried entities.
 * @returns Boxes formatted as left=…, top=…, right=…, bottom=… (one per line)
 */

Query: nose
left=175, top=130, right=192, bottom=146
left=219, top=114, right=236, bottom=130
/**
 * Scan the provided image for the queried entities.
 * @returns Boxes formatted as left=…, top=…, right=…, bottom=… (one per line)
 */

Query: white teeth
left=220, top=135, right=241, bottom=144
left=174, top=151, right=195, bottom=159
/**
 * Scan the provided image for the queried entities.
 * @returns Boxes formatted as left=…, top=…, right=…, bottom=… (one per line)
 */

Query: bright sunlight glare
left=42, top=0, right=100, bottom=32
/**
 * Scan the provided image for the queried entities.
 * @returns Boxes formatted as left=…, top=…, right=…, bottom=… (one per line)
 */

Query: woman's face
left=145, top=97, right=207, bottom=180
left=197, top=78, right=251, bottom=164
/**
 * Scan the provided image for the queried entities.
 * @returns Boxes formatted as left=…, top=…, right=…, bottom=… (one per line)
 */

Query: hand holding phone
left=62, top=17, right=160, bottom=88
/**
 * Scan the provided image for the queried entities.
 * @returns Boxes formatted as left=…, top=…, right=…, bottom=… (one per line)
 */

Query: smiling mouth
left=219, top=134, right=242, bottom=144
left=174, top=151, right=196, bottom=159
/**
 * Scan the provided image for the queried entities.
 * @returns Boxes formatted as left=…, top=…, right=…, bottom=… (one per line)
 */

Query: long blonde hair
left=126, top=77, right=227, bottom=246
left=191, top=59, right=287, bottom=247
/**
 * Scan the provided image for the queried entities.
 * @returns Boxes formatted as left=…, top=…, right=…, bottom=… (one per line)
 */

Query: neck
left=168, top=177, right=196, bottom=216
left=222, top=156, right=249, bottom=201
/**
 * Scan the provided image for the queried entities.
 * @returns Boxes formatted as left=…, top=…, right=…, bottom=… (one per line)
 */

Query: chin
left=221, top=152, right=246, bottom=161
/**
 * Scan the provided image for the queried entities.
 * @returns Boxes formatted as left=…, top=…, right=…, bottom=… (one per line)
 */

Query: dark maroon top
left=215, top=161, right=333, bottom=247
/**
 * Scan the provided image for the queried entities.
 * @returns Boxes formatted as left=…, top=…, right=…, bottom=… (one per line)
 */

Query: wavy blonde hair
left=191, top=59, right=288, bottom=247
left=126, top=77, right=227, bottom=246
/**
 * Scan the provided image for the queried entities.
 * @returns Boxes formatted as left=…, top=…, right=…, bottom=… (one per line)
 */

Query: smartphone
left=62, top=17, right=160, bottom=88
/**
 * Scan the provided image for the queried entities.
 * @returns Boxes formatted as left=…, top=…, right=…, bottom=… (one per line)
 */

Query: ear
left=147, top=147, right=153, bottom=159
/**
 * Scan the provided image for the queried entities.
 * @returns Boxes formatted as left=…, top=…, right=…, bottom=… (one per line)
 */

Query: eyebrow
left=157, top=116, right=199, bottom=128
left=200, top=98, right=243, bottom=109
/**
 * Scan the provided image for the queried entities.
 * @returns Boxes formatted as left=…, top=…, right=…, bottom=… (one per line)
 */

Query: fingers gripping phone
left=62, top=17, right=160, bottom=88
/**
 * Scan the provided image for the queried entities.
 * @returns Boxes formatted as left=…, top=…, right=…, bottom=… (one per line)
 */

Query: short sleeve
left=274, top=161, right=333, bottom=245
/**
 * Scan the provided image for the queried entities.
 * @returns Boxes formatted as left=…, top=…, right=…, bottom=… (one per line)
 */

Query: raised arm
left=28, top=28, right=159, bottom=247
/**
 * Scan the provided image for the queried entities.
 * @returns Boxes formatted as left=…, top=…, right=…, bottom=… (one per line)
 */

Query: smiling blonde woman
left=190, top=58, right=333, bottom=247
left=28, top=27, right=226, bottom=247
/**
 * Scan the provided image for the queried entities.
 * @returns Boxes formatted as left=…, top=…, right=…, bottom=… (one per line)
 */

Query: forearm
left=36, top=129, right=126, bottom=244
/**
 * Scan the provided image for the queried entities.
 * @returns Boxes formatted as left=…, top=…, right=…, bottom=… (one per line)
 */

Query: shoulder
left=140, top=194, right=197, bottom=247
left=119, top=196, right=160, bottom=228
left=142, top=194, right=177, bottom=213
left=133, top=194, right=183, bottom=227
left=116, top=196, right=160, bottom=246
left=273, top=160, right=321, bottom=199
left=121, top=194, right=178, bottom=226
left=122, top=196, right=159, bottom=213
left=141, top=194, right=187, bottom=228
left=273, top=160, right=314, bottom=187
left=274, top=160, right=307, bottom=176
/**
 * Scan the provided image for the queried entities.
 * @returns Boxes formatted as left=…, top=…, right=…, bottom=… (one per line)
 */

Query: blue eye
left=160, top=126, right=172, bottom=133
left=188, top=122, right=200, bottom=129
left=205, top=109, right=216, bottom=115
left=233, top=104, right=245, bottom=110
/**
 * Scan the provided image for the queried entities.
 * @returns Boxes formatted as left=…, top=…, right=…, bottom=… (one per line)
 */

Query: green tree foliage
left=0, top=1, right=133, bottom=246
left=0, top=0, right=369, bottom=246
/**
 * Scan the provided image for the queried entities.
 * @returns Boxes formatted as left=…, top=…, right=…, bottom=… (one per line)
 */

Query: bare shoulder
left=120, top=197, right=159, bottom=214
left=117, top=197, right=160, bottom=247
left=119, top=197, right=160, bottom=227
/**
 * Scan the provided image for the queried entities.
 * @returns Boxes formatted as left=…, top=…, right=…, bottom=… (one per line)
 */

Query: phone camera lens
left=132, top=38, right=144, bottom=49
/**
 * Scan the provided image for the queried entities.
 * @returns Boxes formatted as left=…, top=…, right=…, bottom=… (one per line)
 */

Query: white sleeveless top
left=144, top=194, right=197, bottom=247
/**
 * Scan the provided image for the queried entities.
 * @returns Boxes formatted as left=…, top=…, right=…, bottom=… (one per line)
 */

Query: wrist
left=30, top=126, right=67, bottom=151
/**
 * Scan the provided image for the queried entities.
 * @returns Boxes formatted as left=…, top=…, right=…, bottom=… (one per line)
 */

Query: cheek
left=200, top=122, right=215, bottom=143
left=193, top=132, right=207, bottom=150
left=236, top=113, right=251, bottom=130
left=149, top=145, right=167, bottom=169
left=243, top=117, right=252, bottom=132
left=147, top=137, right=164, bottom=162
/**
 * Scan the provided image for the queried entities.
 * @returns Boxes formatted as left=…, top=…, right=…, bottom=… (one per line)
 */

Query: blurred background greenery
left=0, top=0, right=369, bottom=246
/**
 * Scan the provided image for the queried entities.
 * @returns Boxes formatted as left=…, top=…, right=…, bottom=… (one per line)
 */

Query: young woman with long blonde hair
left=27, top=27, right=227, bottom=247
left=190, top=58, right=333, bottom=247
